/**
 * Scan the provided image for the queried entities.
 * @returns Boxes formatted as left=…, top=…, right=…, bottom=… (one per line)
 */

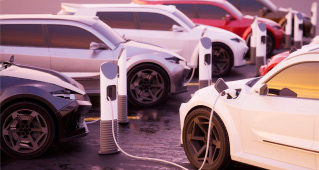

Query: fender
left=180, top=88, right=244, bottom=161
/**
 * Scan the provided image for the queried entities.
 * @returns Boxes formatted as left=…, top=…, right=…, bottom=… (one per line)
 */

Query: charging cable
left=199, top=88, right=237, bottom=170
left=107, top=96, right=188, bottom=170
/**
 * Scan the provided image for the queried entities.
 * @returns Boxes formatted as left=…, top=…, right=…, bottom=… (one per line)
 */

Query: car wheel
left=1, top=102, right=55, bottom=159
left=183, top=107, right=231, bottom=170
left=127, top=64, right=169, bottom=107
left=266, top=32, right=275, bottom=57
left=211, top=43, right=233, bottom=77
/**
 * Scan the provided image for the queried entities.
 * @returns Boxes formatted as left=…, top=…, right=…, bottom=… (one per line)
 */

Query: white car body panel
left=180, top=44, right=319, bottom=169
left=59, top=3, right=248, bottom=69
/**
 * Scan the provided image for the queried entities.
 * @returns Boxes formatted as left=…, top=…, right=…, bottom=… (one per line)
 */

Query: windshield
left=92, top=21, right=125, bottom=46
left=224, top=1, right=243, bottom=19
left=173, top=10, right=196, bottom=29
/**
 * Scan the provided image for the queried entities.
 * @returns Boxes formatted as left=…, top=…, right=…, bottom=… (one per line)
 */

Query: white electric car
left=179, top=44, right=319, bottom=169
left=58, top=3, right=248, bottom=76
left=0, top=15, right=190, bottom=107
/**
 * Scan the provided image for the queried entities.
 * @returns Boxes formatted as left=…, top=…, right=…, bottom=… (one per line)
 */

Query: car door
left=241, top=62, right=318, bottom=169
left=95, top=11, right=142, bottom=42
left=195, top=4, right=246, bottom=36
left=46, top=23, right=114, bottom=93
left=136, top=12, right=191, bottom=63
left=0, top=24, right=51, bottom=69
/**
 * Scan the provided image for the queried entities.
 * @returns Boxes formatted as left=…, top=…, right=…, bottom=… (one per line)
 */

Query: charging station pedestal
left=118, top=48, right=128, bottom=124
left=199, top=37, right=212, bottom=89
left=311, top=2, right=318, bottom=36
left=294, top=12, right=304, bottom=48
left=285, top=8, right=292, bottom=48
left=250, top=16, right=258, bottom=64
left=256, top=22, right=267, bottom=77
left=100, top=62, right=119, bottom=154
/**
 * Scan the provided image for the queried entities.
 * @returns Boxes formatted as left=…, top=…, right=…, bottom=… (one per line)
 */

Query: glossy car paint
left=0, top=15, right=190, bottom=106
left=133, top=0, right=285, bottom=54
left=0, top=63, right=92, bottom=154
left=59, top=3, right=248, bottom=74
left=227, top=0, right=313, bottom=37
left=179, top=44, right=319, bottom=169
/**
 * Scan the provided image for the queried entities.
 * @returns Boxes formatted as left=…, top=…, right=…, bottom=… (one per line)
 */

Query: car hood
left=122, top=40, right=187, bottom=62
left=244, top=15, right=280, bottom=27
left=225, top=77, right=256, bottom=89
left=196, top=24, right=243, bottom=40
left=1, top=64, right=86, bottom=95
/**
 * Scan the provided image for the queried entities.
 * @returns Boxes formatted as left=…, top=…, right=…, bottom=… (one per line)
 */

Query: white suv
left=179, top=44, right=319, bottom=169
left=58, top=3, right=248, bottom=76
left=0, top=15, right=190, bottom=107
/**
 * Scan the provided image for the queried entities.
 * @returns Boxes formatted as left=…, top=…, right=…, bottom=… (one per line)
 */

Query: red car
left=133, top=0, right=285, bottom=56
left=259, top=51, right=289, bottom=76
left=260, top=36, right=319, bottom=76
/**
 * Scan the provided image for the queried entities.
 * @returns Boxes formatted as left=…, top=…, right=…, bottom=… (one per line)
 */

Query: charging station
left=198, top=37, right=212, bottom=89
left=294, top=12, right=304, bottom=48
left=250, top=16, right=258, bottom=64
left=311, top=1, right=318, bottom=36
left=100, top=62, right=119, bottom=154
left=255, top=22, right=267, bottom=77
left=118, top=48, right=128, bottom=124
left=285, top=8, right=293, bottom=48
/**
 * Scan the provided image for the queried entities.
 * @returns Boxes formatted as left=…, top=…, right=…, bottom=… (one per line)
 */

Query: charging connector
left=199, top=79, right=236, bottom=170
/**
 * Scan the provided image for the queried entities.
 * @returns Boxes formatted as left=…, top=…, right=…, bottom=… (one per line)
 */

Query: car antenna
left=9, top=55, right=14, bottom=63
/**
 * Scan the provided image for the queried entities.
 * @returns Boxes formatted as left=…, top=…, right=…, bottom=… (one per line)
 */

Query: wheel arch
left=181, top=99, right=243, bottom=161
left=1, top=95, right=60, bottom=138
left=127, top=62, right=171, bottom=93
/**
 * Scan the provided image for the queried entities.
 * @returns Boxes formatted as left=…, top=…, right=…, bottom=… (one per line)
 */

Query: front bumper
left=170, top=64, right=191, bottom=94
left=233, top=42, right=248, bottom=67
left=57, top=95, right=92, bottom=142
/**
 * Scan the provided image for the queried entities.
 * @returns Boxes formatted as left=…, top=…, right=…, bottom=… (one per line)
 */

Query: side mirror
left=172, top=25, right=185, bottom=32
left=225, top=14, right=235, bottom=22
left=90, top=42, right=109, bottom=50
left=254, top=83, right=268, bottom=95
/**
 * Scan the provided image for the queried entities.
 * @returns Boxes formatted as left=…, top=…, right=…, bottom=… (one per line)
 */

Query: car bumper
left=233, top=42, right=248, bottom=67
left=170, top=64, right=191, bottom=94
left=57, top=96, right=92, bottom=142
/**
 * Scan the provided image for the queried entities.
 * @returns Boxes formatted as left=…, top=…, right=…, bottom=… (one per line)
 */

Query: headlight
left=231, top=38, right=241, bottom=43
left=165, top=56, right=181, bottom=64
left=51, top=89, right=84, bottom=100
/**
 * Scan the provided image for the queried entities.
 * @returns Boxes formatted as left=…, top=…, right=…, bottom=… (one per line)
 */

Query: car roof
left=61, top=3, right=178, bottom=13
left=286, top=44, right=319, bottom=62
left=0, top=14, right=99, bottom=26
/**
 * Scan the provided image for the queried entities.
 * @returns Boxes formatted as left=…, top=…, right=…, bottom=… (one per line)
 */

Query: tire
left=182, top=107, right=231, bottom=170
left=1, top=101, right=55, bottom=159
left=266, top=32, right=275, bottom=57
left=211, top=43, right=233, bottom=77
left=127, top=64, right=169, bottom=107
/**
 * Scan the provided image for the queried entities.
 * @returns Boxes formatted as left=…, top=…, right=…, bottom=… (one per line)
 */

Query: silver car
left=0, top=15, right=190, bottom=107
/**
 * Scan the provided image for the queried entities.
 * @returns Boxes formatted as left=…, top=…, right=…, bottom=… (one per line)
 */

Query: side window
left=96, top=12, right=136, bottom=29
left=237, top=0, right=265, bottom=16
left=47, top=25, right=103, bottom=49
left=266, top=62, right=319, bottom=99
left=196, top=4, right=230, bottom=20
left=165, top=4, right=196, bottom=18
left=0, top=24, right=46, bottom=47
left=138, top=12, right=180, bottom=31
